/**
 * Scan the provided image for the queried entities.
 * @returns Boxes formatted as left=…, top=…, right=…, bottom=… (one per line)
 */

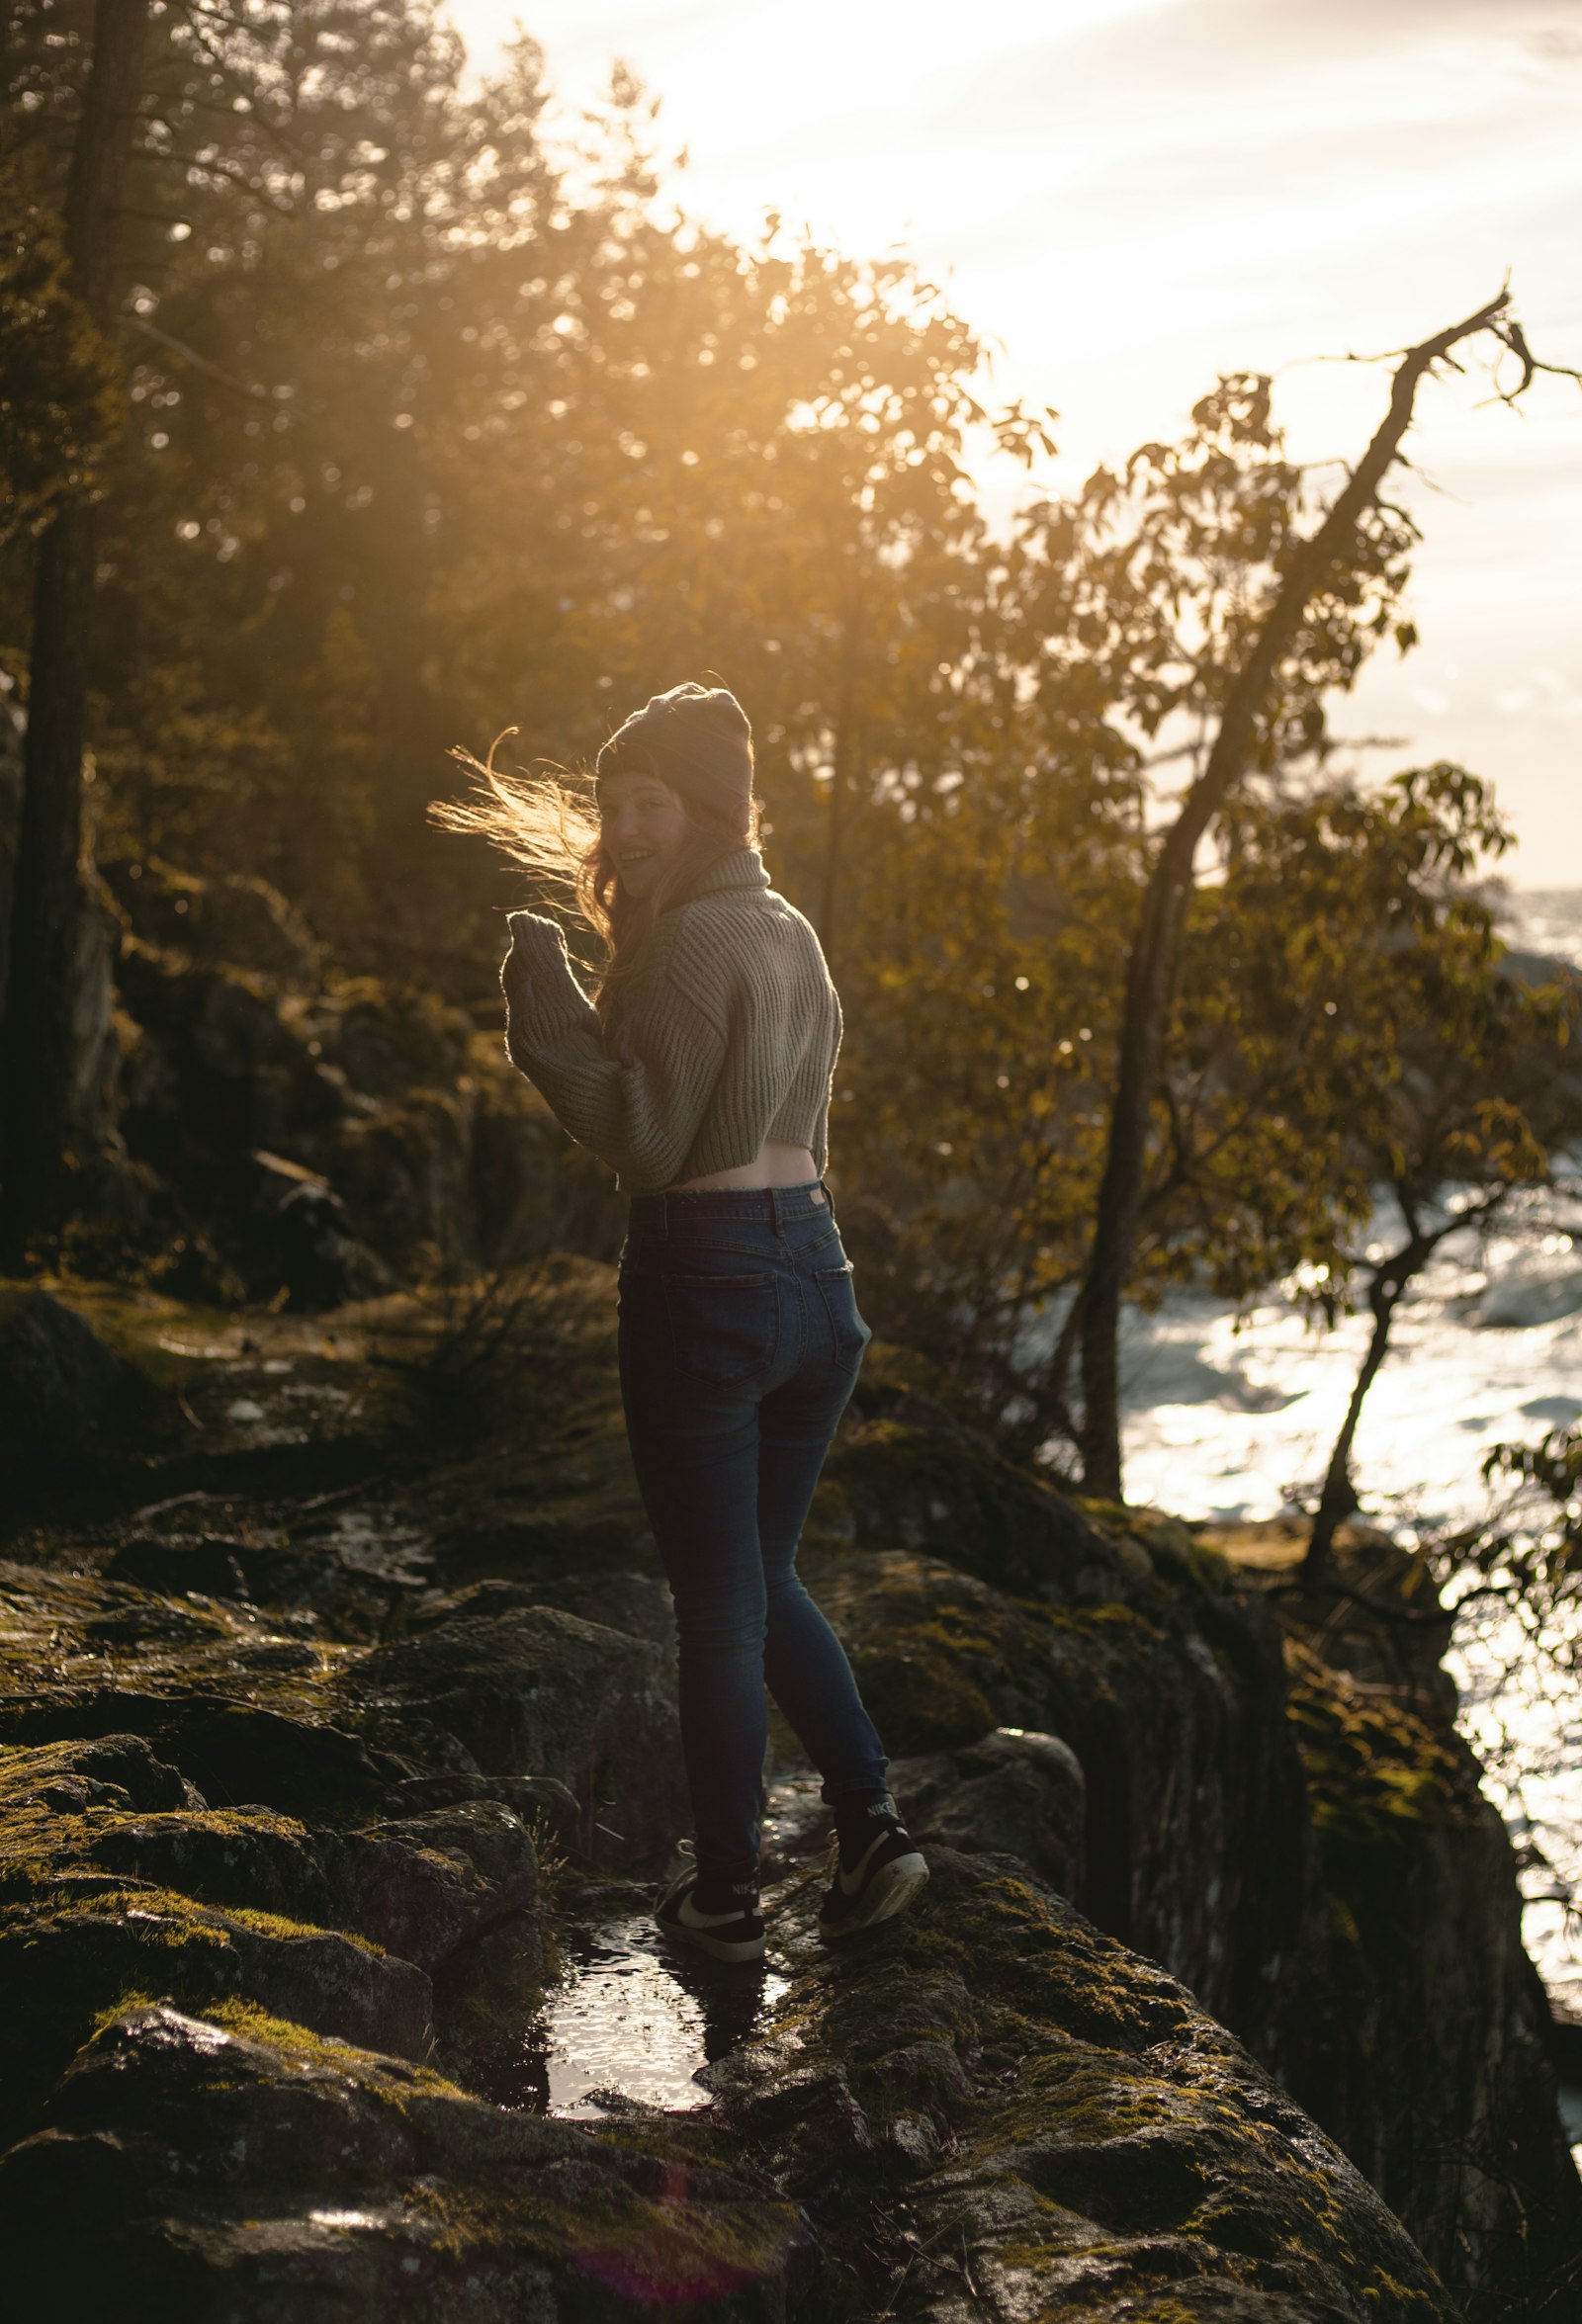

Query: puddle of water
left=315, top=1508, right=432, bottom=1589
left=482, top=1912, right=790, bottom=2118
left=473, top=1776, right=826, bottom=2119
left=549, top=1915, right=791, bottom=2117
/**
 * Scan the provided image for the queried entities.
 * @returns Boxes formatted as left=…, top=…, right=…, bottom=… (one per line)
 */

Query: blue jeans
left=616, top=1178, right=889, bottom=1888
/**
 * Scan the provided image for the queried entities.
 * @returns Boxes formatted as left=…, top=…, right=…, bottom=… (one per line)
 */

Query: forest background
left=2, top=0, right=1580, bottom=1533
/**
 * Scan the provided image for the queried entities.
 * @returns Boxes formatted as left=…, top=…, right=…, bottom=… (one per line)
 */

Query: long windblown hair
left=431, top=729, right=762, bottom=1027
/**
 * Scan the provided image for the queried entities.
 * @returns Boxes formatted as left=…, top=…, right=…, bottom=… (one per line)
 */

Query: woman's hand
left=500, top=913, right=583, bottom=1049
left=502, top=909, right=569, bottom=982
left=504, top=907, right=564, bottom=943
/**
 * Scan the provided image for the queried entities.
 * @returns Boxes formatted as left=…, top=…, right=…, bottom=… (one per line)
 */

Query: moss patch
left=716, top=1851, right=1450, bottom=2321
left=1283, top=1638, right=1478, bottom=1845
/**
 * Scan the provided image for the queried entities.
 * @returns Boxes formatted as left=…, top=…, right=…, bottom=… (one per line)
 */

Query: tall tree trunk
left=1075, top=291, right=1510, bottom=1499
left=0, top=0, right=149, bottom=1264
left=1303, top=1198, right=1506, bottom=1579
left=1305, top=1235, right=1431, bottom=1579
left=1011, top=1274, right=1090, bottom=1459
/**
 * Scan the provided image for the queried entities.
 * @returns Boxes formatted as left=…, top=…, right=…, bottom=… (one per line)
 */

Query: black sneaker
left=818, top=1794, right=928, bottom=1941
left=655, top=1848, right=765, bottom=1965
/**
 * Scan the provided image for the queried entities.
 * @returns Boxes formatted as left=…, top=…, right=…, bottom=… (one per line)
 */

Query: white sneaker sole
left=822, top=1851, right=929, bottom=1940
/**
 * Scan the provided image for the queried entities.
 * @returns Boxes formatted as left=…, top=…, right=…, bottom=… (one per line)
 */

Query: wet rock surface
left=0, top=1287, right=172, bottom=1484
left=706, top=1847, right=1453, bottom=2321
left=0, top=1270, right=1576, bottom=2318
left=0, top=2001, right=813, bottom=2322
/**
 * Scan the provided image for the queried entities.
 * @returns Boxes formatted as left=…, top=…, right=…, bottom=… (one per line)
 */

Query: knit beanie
left=595, top=681, right=753, bottom=818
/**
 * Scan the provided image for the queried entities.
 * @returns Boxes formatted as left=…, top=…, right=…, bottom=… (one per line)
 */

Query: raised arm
left=499, top=912, right=728, bottom=1190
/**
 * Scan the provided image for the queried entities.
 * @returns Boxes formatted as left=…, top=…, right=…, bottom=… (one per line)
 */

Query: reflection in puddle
left=480, top=1777, right=825, bottom=2119
left=495, top=1913, right=791, bottom=2118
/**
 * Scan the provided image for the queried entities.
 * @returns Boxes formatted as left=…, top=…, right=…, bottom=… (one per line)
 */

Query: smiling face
left=598, top=767, right=690, bottom=900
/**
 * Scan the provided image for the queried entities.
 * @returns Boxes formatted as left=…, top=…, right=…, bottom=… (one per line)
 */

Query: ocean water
left=1099, top=891, right=1582, bottom=2011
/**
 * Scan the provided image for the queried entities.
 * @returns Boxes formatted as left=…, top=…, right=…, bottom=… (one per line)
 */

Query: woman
left=442, top=680, right=926, bottom=1966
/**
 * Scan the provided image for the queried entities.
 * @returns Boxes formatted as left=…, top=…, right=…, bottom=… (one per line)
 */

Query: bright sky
left=448, top=0, right=1582, bottom=883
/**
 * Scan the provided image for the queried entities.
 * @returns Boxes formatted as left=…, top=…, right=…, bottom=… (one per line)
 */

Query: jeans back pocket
left=661, top=1271, right=780, bottom=1384
left=813, top=1261, right=874, bottom=1375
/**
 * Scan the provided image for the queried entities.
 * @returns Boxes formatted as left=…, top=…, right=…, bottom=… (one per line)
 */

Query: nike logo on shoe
left=655, top=1863, right=765, bottom=1963
left=837, top=1829, right=896, bottom=1897
left=819, top=1802, right=929, bottom=1941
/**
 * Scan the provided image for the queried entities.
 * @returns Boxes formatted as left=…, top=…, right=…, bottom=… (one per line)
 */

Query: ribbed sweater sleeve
left=499, top=910, right=728, bottom=1190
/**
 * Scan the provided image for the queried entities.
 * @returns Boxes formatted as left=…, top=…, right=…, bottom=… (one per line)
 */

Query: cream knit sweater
left=499, top=846, right=842, bottom=1193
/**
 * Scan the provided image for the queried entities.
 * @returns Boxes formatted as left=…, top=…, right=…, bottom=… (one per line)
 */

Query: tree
left=0, top=146, right=121, bottom=1026
left=827, top=692, right=1136, bottom=1408
left=1002, top=768, right=1521, bottom=1461
left=1301, top=942, right=1581, bottom=1578
left=0, top=0, right=150, bottom=1262
left=821, top=364, right=1492, bottom=1442
left=0, top=154, right=120, bottom=552
left=1460, top=1422, right=1582, bottom=1668
left=826, top=747, right=1556, bottom=1489
left=1016, top=299, right=1574, bottom=1497
left=427, top=176, right=1051, bottom=977
left=3, top=20, right=1034, bottom=993
left=0, top=4, right=563, bottom=954
left=1402, top=1423, right=1582, bottom=1967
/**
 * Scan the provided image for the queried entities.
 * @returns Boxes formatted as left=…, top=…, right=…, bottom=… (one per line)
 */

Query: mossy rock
left=821, top=1369, right=1133, bottom=1607
left=886, top=1727, right=1086, bottom=1897
left=0, top=1736, right=553, bottom=2142
left=707, top=1849, right=1452, bottom=2322
left=0, top=1883, right=431, bottom=2146
left=1283, top=1638, right=1479, bottom=1849
left=0, top=1260, right=1566, bottom=2318
left=846, top=1642, right=997, bottom=1753
left=335, top=1599, right=687, bottom=1872
left=0, top=1672, right=411, bottom=1827
left=0, top=1288, right=174, bottom=1488
left=0, top=2001, right=815, bottom=2321
left=0, top=1557, right=677, bottom=1872
left=100, top=852, right=319, bottom=988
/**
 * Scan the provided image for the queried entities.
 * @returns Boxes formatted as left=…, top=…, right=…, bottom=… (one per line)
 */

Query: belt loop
left=769, top=1185, right=785, bottom=1235
left=655, top=1190, right=668, bottom=1238
left=817, top=1175, right=835, bottom=1215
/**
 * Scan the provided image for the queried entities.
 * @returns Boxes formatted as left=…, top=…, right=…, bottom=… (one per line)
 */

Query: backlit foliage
left=3, top=0, right=1572, bottom=1452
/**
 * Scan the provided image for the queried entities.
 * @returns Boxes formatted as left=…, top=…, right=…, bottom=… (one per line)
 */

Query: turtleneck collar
left=690, top=845, right=770, bottom=899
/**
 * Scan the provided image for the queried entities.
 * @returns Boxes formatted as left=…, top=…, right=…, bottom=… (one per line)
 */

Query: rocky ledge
left=0, top=1265, right=1575, bottom=2320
